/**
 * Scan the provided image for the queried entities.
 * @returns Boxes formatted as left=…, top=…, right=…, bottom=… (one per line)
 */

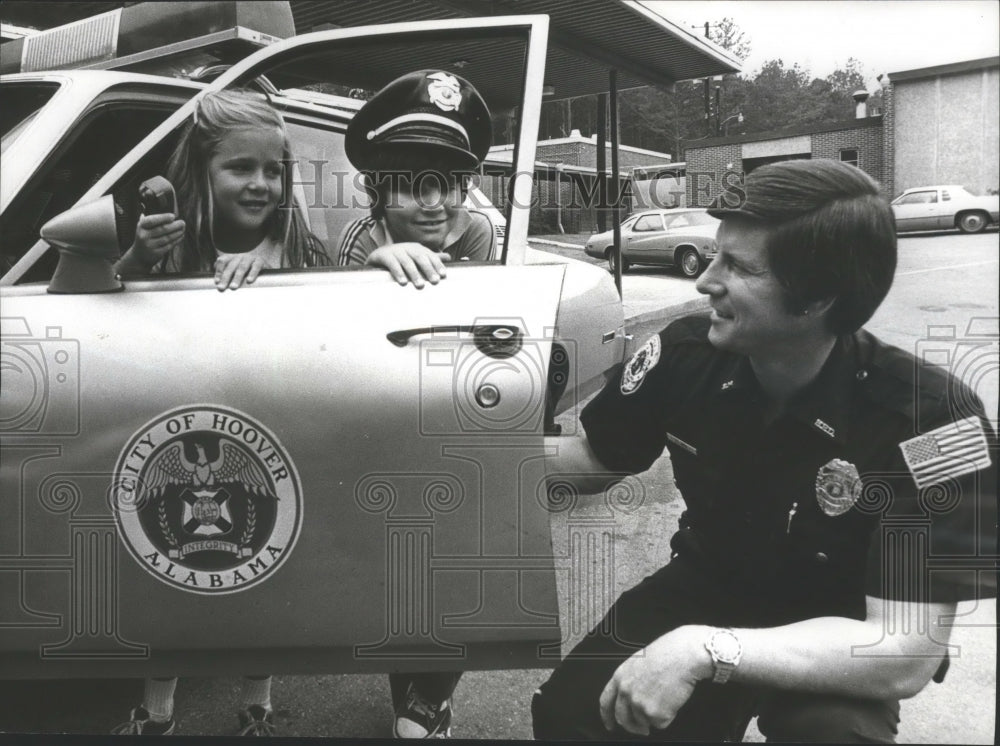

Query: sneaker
left=393, top=683, right=452, bottom=738
left=111, top=705, right=176, bottom=735
left=237, top=704, right=276, bottom=736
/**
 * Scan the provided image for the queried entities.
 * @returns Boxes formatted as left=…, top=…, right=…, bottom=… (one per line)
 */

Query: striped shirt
left=335, top=209, right=496, bottom=266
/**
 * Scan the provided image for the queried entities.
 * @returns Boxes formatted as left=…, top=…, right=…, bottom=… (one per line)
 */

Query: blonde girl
left=115, top=89, right=330, bottom=290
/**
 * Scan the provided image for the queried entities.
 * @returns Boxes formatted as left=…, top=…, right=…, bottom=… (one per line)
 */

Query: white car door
left=1, top=17, right=572, bottom=678
left=623, top=213, right=666, bottom=265
left=892, top=190, right=939, bottom=232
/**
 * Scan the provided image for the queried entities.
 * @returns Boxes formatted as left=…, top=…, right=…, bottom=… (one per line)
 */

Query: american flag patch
left=899, top=416, right=991, bottom=489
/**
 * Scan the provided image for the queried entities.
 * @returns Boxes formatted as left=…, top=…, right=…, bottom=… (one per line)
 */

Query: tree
left=826, top=57, right=868, bottom=94
left=529, top=19, right=878, bottom=157
left=709, top=17, right=751, bottom=61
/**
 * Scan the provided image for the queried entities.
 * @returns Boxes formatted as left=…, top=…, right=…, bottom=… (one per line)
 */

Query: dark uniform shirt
left=581, top=315, right=997, bottom=628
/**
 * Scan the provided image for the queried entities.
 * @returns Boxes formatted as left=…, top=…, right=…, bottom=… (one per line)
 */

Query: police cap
left=346, top=69, right=492, bottom=170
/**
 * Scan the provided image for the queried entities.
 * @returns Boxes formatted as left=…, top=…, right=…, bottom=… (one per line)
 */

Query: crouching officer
left=533, top=159, right=997, bottom=741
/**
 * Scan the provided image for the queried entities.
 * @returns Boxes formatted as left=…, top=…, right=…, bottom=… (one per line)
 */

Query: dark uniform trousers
left=531, top=552, right=901, bottom=743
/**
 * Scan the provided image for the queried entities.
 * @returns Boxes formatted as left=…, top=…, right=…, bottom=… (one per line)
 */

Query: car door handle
left=387, top=325, right=476, bottom=346
left=388, top=324, right=523, bottom=358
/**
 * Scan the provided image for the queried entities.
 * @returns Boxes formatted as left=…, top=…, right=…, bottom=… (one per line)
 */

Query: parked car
left=890, top=185, right=1000, bottom=234
left=0, top=16, right=627, bottom=679
left=584, top=208, right=720, bottom=277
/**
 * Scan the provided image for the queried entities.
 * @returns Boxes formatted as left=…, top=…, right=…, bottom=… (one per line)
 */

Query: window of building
left=839, top=149, right=859, bottom=167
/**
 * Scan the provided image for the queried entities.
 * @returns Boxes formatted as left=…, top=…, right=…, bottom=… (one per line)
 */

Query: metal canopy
left=2, top=1, right=740, bottom=94
left=289, top=0, right=740, bottom=97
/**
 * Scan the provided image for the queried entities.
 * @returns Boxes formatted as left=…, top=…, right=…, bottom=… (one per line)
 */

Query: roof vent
left=852, top=89, right=870, bottom=119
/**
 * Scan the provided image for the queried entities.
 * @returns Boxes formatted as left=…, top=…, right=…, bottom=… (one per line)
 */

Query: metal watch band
left=706, top=628, right=742, bottom=684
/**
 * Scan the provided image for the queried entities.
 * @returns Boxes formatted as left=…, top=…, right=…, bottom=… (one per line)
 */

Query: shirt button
left=856, top=369, right=868, bottom=381
left=815, top=552, right=829, bottom=563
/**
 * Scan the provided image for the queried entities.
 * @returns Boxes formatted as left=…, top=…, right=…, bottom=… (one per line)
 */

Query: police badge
left=815, top=458, right=862, bottom=517
left=620, top=335, right=660, bottom=395
left=426, top=71, right=463, bottom=111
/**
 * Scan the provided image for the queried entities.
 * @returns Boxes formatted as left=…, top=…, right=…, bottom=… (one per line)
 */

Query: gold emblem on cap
left=815, top=458, right=862, bottom=517
left=426, top=71, right=462, bottom=112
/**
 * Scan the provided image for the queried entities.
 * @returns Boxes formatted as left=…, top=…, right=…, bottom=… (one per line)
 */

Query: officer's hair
left=163, top=89, right=328, bottom=272
left=728, top=159, right=897, bottom=335
left=361, top=149, right=474, bottom=220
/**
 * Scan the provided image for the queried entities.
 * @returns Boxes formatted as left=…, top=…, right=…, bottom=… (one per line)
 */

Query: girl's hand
left=366, top=243, right=451, bottom=289
left=214, top=252, right=267, bottom=291
left=119, top=213, right=184, bottom=273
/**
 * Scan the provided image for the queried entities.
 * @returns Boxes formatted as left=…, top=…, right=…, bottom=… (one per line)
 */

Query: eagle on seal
left=139, top=437, right=273, bottom=506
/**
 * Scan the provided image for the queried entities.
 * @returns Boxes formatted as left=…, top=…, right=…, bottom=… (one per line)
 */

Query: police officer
left=533, top=159, right=997, bottom=741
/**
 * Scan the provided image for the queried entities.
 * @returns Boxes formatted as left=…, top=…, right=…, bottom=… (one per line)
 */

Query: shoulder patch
left=899, top=416, right=991, bottom=489
left=621, top=335, right=661, bottom=395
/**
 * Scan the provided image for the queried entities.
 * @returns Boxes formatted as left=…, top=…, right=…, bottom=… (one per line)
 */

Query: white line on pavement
left=896, top=259, right=999, bottom=277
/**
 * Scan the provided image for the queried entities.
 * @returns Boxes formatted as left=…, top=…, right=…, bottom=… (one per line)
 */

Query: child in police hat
left=336, top=69, right=497, bottom=291
left=337, top=69, right=495, bottom=737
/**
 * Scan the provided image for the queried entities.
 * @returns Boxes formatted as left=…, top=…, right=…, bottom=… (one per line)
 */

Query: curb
left=528, top=237, right=586, bottom=250
left=625, top=295, right=709, bottom=326
left=621, top=297, right=709, bottom=358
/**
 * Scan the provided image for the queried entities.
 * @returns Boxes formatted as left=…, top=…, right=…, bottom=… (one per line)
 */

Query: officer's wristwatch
left=705, top=628, right=742, bottom=684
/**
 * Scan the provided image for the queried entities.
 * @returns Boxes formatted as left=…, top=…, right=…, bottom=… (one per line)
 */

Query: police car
left=0, top=17, right=626, bottom=678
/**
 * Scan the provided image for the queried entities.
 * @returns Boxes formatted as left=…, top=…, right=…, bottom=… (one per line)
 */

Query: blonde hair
left=162, top=89, right=327, bottom=272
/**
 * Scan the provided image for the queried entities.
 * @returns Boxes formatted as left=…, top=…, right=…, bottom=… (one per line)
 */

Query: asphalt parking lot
left=2, top=229, right=996, bottom=742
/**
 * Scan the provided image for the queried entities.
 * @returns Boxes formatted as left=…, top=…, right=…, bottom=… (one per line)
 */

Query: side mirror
left=40, top=196, right=126, bottom=294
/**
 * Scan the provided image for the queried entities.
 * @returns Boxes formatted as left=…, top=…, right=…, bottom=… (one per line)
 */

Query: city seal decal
left=815, top=458, right=862, bottom=517
left=113, top=405, right=302, bottom=594
left=620, top=335, right=661, bottom=395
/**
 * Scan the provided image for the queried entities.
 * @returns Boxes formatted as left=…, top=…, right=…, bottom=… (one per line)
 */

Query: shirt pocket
left=780, top=501, right=873, bottom=616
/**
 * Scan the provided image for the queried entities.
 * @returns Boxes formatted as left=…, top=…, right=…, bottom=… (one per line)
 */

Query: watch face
left=711, top=631, right=741, bottom=663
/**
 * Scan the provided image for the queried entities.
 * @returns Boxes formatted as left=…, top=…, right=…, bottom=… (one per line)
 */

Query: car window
left=682, top=212, right=719, bottom=228
left=899, top=191, right=937, bottom=205
left=664, top=214, right=691, bottom=228
left=7, top=26, right=530, bottom=284
left=82, top=108, right=360, bottom=279
left=229, top=26, right=530, bottom=265
left=2, top=101, right=181, bottom=282
left=0, top=82, right=61, bottom=143
left=632, top=214, right=663, bottom=232
left=282, top=117, right=367, bottom=247
left=941, top=190, right=950, bottom=201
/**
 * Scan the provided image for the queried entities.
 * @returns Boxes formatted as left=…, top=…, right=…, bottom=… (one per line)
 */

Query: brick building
left=485, top=130, right=674, bottom=233
left=683, top=55, right=999, bottom=206
left=683, top=116, right=884, bottom=207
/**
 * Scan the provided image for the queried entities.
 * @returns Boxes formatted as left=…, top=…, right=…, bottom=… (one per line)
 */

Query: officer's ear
left=800, top=296, right=836, bottom=318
